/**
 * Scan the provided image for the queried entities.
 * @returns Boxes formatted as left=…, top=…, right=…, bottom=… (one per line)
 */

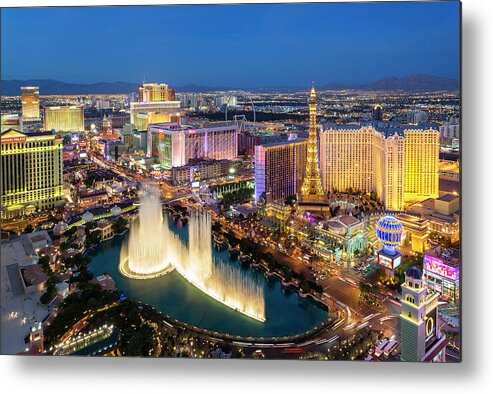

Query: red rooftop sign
left=2, top=136, right=27, bottom=143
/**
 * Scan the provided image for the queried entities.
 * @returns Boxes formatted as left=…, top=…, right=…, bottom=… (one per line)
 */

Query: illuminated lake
left=89, top=215, right=328, bottom=338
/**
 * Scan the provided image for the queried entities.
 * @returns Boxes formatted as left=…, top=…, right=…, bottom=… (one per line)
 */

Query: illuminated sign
left=378, top=254, right=393, bottom=269
left=2, top=136, right=26, bottom=143
left=425, top=305, right=438, bottom=351
left=423, top=255, right=459, bottom=281
left=393, top=255, right=402, bottom=269
left=378, top=253, right=401, bottom=270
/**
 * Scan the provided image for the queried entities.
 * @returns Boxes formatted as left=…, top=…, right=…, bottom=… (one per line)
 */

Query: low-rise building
left=97, top=219, right=114, bottom=240
left=171, top=158, right=241, bottom=186
left=55, top=282, right=70, bottom=298
left=26, top=231, right=52, bottom=252
left=434, top=193, right=459, bottom=215
left=315, top=215, right=368, bottom=261
left=408, top=195, right=460, bottom=245
left=396, top=213, right=430, bottom=254
left=423, top=245, right=460, bottom=304
left=257, top=194, right=294, bottom=231
left=79, top=189, right=108, bottom=207
left=90, top=274, right=116, bottom=291
left=20, top=264, right=47, bottom=294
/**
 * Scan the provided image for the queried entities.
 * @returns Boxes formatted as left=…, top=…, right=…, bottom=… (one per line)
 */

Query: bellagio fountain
left=119, top=183, right=265, bottom=322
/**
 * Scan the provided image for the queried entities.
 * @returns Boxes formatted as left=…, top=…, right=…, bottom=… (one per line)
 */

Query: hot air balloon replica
left=375, top=215, right=404, bottom=277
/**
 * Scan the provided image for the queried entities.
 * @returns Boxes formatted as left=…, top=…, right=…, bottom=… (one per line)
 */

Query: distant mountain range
left=320, top=74, right=459, bottom=92
left=1, top=79, right=140, bottom=96
left=1, top=74, right=458, bottom=95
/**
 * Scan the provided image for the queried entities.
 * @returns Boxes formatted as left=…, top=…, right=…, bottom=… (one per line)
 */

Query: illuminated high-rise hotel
left=147, top=122, right=238, bottom=169
left=254, top=139, right=307, bottom=202
left=404, top=129, right=440, bottom=202
left=1, top=129, right=64, bottom=218
left=138, top=83, right=176, bottom=102
left=130, top=102, right=181, bottom=130
left=319, top=126, right=375, bottom=194
left=300, top=85, right=325, bottom=202
left=320, top=125, right=438, bottom=211
left=44, top=106, right=84, bottom=132
left=374, top=129, right=405, bottom=211
left=131, top=82, right=181, bottom=130
left=21, top=86, right=40, bottom=120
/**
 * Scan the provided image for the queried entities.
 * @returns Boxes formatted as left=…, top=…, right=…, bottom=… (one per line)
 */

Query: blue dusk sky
left=1, top=2, right=460, bottom=87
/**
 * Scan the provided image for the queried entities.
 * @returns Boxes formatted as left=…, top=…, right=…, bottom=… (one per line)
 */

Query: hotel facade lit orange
left=21, top=86, right=40, bottom=120
left=319, top=126, right=439, bottom=211
left=138, top=83, right=176, bottom=102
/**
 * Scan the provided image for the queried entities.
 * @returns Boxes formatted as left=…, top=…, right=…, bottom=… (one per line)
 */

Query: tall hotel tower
left=130, top=82, right=181, bottom=130
left=138, top=82, right=176, bottom=102
left=319, top=125, right=439, bottom=211
left=1, top=129, right=64, bottom=218
left=21, top=86, right=40, bottom=120
left=300, top=84, right=325, bottom=202
left=254, top=139, right=307, bottom=202
left=403, top=129, right=440, bottom=202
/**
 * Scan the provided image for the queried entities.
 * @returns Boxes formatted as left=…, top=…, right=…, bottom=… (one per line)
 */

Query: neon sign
left=378, top=253, right=401, bottom=270
left=424, top=255, right=459, bottom=281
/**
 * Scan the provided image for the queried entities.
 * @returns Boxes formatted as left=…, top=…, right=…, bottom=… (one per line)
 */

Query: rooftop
left=27, top=232, right=51, bottom=245
left=426, top=245, right=460, bottom=267
left=322, top=121, right=439, bottom=138
left=260, top=138, right=307, bottom=148
left=150, top=121, right=237, bottom=133
left=21, top=264, right=48, bottom=287
left=338, top=215, right=360, bottom=227
left=437, top=193, right=459, bottom=202
left=1, top=238, right=52, bottom=354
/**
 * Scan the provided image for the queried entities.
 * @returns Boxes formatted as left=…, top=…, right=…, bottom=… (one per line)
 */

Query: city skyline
left=1, top=2, right=460, bottom=363
left=1, top=2, right=460, bottom=86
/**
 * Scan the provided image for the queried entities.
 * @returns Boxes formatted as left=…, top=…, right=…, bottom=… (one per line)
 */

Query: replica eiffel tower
left=300, top=83, right=325, bottom=202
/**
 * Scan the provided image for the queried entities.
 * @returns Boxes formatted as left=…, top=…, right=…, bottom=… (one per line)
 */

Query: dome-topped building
left=53, top=221, right=69, bottom=236
left=110, top=206, right=122, bottom=216
left=406, top=266, right=423, bottom=280
left=82, top=211, right=94, bottom=223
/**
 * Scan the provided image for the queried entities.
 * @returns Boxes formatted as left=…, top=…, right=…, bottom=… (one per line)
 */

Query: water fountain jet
left=118, top=184, right=265, bottom=322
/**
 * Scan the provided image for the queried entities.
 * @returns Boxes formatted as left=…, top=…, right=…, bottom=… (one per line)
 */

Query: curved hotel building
left=147, top=122, right=238, bottom=169
left=44, top=106, right=84, bottom=132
